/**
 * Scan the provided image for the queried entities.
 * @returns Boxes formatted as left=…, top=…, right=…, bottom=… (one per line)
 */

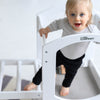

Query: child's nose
left=75, top=15, right=80, bottom=21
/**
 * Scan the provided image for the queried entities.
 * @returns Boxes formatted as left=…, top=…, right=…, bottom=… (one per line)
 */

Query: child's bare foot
left=24, top=83, right=37, bottom=91
left=60, top=86, right=69, bottom=96
left=61, top=65, right=66, bottom=74
left=55, top=74, right=57, bottom=78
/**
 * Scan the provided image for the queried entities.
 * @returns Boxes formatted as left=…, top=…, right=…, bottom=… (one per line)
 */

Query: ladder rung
left=0, top=91, right=42, bottom=99
left=0, top=59, right=35, bottom=65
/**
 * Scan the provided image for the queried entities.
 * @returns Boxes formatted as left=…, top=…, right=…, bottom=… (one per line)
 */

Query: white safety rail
left=42, top=33, right=100, bottom=100
left=0, top=60, right=42, bottom=99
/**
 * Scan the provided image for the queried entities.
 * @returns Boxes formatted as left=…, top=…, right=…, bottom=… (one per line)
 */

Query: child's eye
left=80, top=13, right=84, bottom=17
left=71, top=13, right=75, bottom=16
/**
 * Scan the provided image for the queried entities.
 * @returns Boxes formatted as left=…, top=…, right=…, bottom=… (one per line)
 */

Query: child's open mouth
left=74, top=23, right=81, bottom=27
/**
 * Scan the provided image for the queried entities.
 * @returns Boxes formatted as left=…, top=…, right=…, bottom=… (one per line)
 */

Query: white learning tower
left=0, top=5, right=100, bottom=100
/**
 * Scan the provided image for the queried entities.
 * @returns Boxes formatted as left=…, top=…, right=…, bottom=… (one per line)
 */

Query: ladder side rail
left=36, top=15, right=46, bottom=92
left=16, top=61, right=22, bottom=91
left=0, top=61, right=5, bottom=91
left=0, top=59, right=34, bottom=65
left=36, top=16, right=44, bottom=61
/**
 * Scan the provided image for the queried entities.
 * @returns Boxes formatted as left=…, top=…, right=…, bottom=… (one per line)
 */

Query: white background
left=0, top=0, right=67, bottom=59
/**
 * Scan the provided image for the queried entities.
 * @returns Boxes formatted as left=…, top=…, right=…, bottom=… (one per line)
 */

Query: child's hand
left=39, top=27, right=50, bottom=38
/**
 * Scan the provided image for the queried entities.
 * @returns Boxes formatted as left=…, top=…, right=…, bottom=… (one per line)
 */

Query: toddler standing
left=24, top=0, right=100, bottom=96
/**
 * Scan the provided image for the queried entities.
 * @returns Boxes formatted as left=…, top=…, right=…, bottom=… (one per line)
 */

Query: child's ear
left=88, top=13, right=91, bottom=22
left=66, top=12, right=68, bottom=17
left=66, top=12, right=69, bottom=19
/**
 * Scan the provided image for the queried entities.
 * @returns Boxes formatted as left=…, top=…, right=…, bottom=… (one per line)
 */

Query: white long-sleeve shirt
left=48, top=18, right=100, bottom=59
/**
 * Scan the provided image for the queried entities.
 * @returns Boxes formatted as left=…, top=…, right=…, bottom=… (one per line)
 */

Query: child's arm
left=39, top=18, right=64, bottom=38
left=39, top=27, right=50, bottom=38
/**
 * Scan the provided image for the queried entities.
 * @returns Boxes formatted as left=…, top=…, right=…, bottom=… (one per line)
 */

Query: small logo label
left=80, top=36, right=94, bottom=40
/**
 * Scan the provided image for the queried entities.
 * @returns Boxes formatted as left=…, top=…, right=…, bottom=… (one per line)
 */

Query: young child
left=24, top=0, right=100, bottom=96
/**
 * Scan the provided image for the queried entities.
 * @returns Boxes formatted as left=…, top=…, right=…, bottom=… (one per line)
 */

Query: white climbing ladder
left=0, top=60, right=42, bottom=99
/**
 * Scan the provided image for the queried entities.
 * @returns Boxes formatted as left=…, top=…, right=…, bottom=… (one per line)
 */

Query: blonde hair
left=66, top=0, right=93, bottom=25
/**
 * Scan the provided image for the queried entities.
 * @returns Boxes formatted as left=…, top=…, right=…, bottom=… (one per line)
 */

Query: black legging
left=32, top=50, right=85, bottom=87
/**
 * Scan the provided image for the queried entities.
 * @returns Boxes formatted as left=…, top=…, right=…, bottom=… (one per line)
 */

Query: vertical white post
left=43, top=46, right=57, bottom=100
left=37, top=16, right=43, bottom=62
left=16, top=61, right=22, bottom=91
left=0, top=61, right=5, bottom=91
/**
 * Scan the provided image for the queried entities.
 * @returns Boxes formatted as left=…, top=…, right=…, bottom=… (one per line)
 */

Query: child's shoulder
left=89, top=24, right=97, bottom=28
left=56, top=17, right=68, bottom=22
left=88, top=24, right=100, bottom=33
left=55, top=17, right=69, bottom=25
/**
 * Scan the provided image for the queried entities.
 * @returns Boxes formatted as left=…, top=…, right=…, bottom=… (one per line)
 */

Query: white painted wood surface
left=42, top=33, right=100, bottom=100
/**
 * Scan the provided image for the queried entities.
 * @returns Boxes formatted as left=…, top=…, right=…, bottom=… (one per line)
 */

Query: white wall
left=0, top=0, right=67, bottom=59
left=92, top=0, right=100, bottom=11
left=0, top=0, right=36, bottom=59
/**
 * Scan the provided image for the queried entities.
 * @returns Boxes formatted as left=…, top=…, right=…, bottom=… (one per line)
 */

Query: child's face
left=67, top=3, right=90, bottom=31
